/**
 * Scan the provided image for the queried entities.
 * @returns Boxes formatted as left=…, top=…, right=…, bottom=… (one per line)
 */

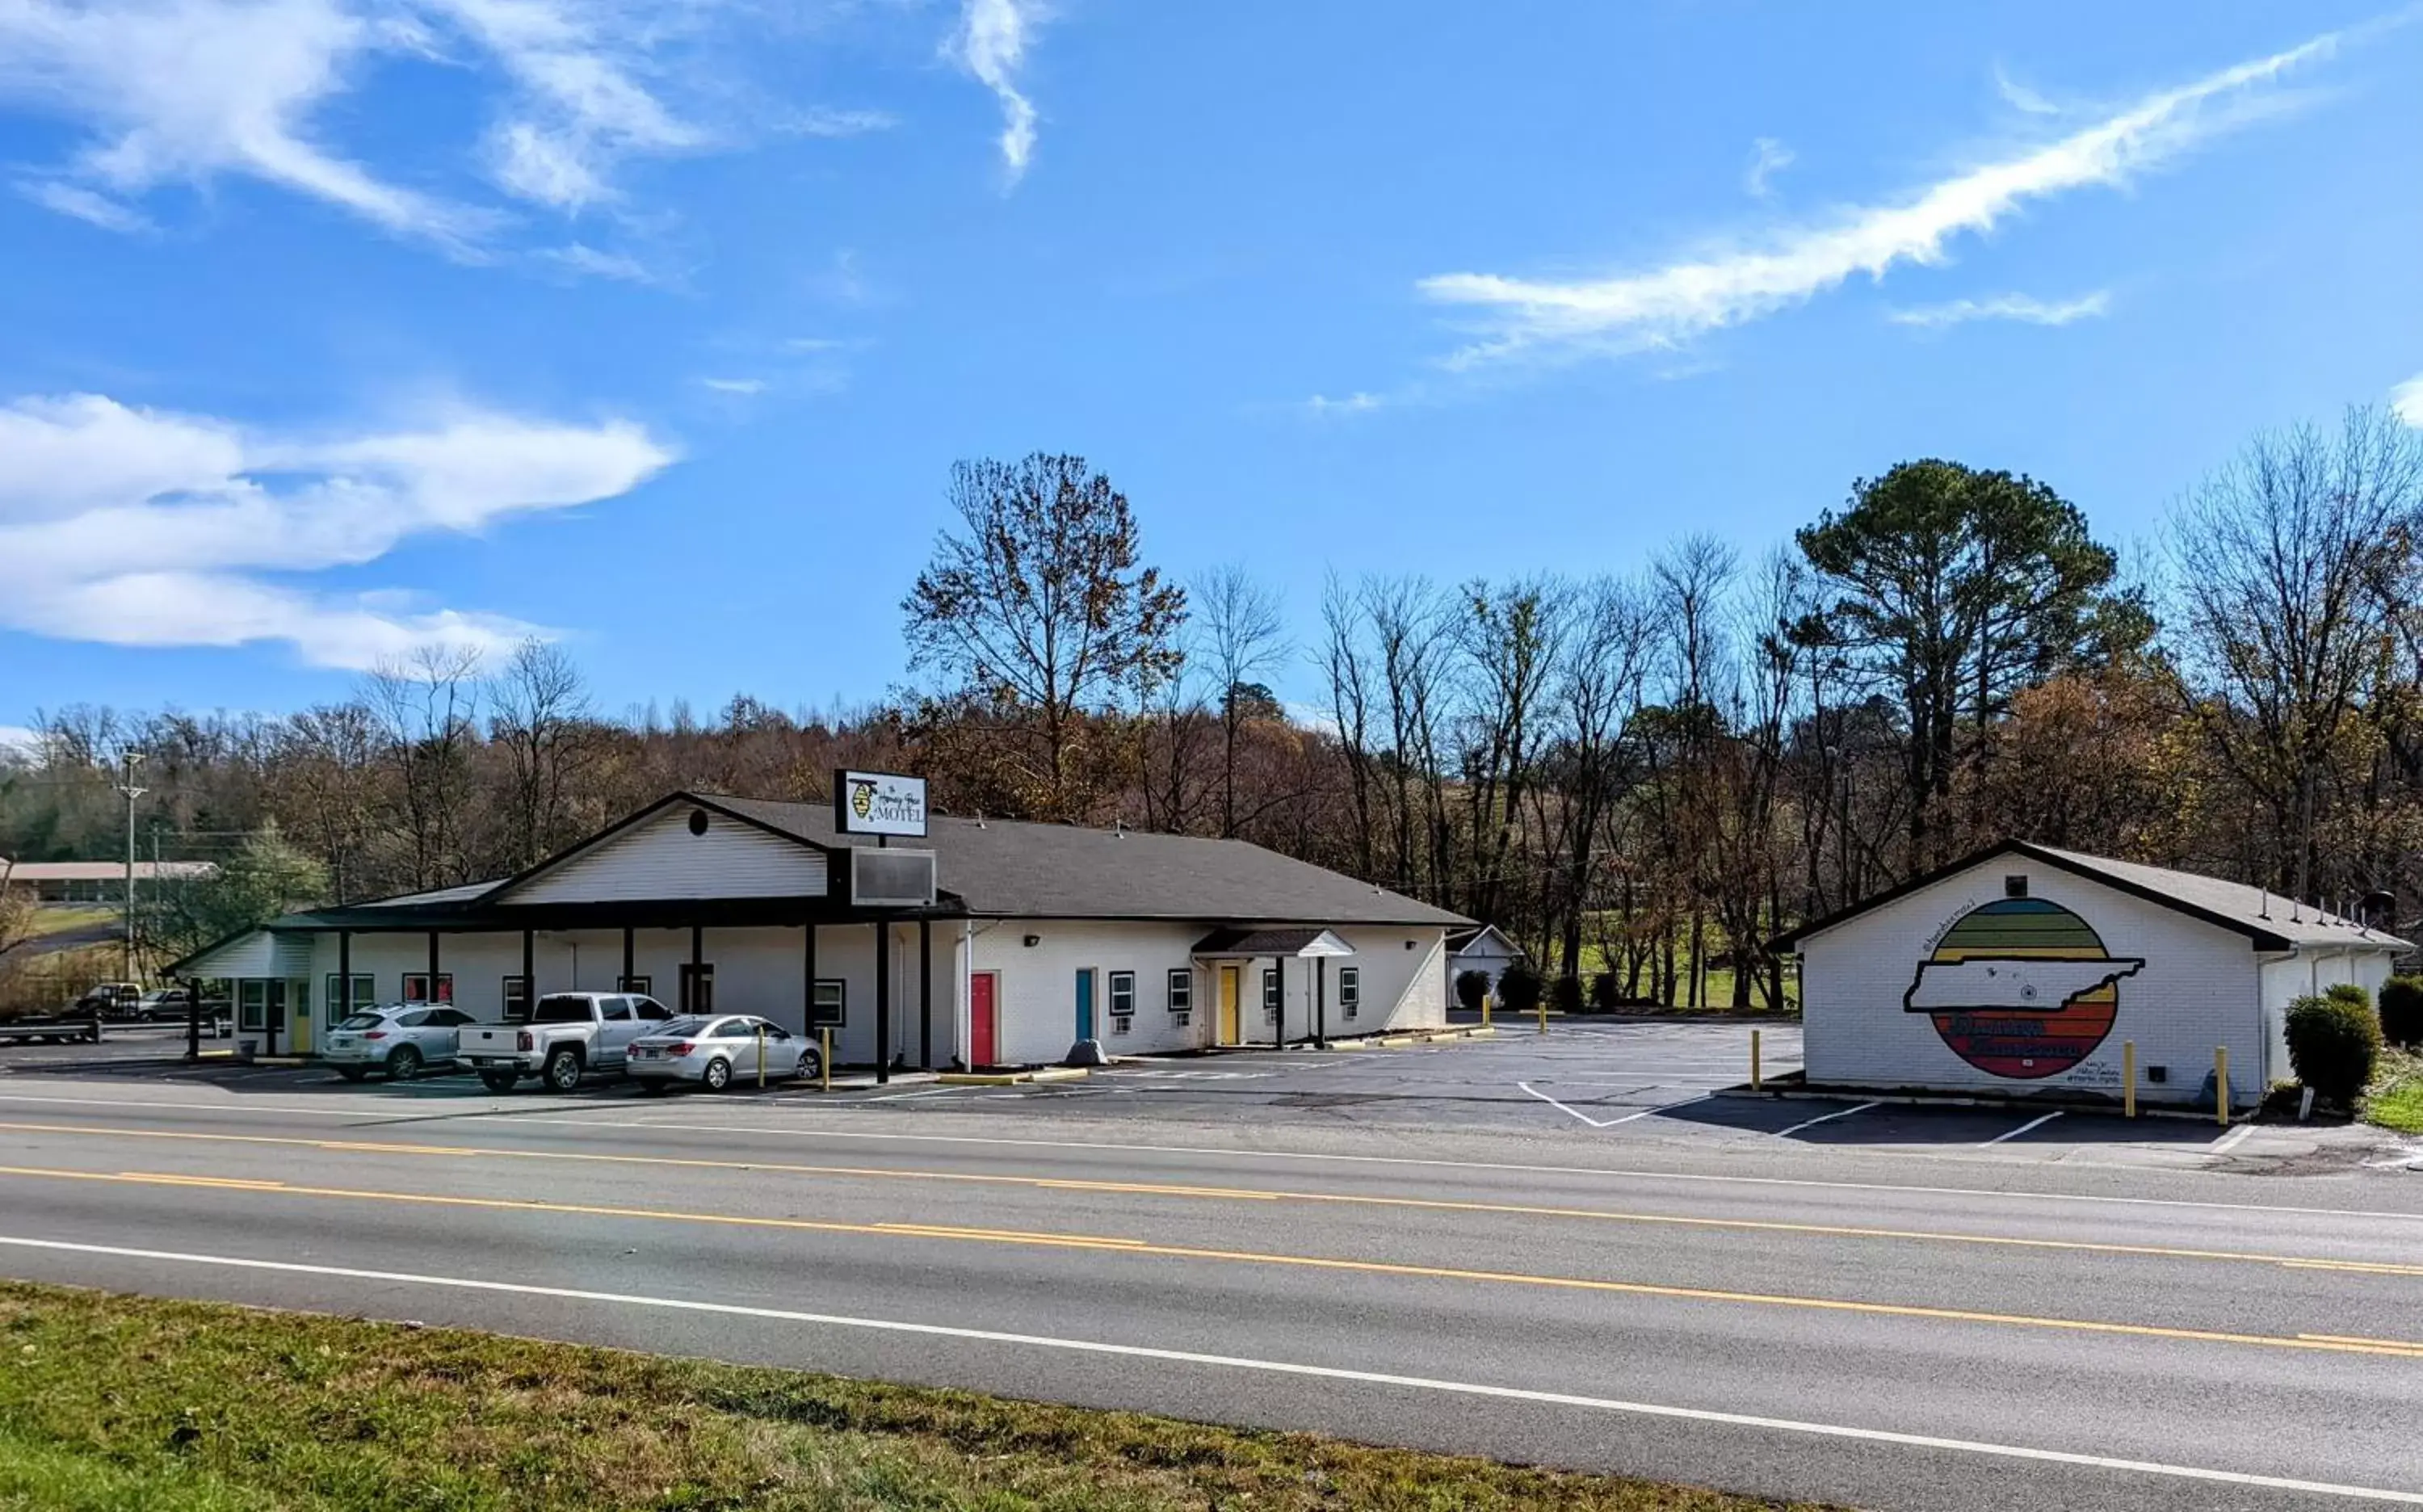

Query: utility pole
left=115, top=752, right=145, bottom=982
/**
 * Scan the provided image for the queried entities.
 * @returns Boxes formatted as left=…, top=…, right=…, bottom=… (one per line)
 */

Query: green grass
left=0, top=1282, right=1829, bottom=1511
left=2363, top=1049, right=2423, bottom=1134
left=24, top=906, right=116, bottom=937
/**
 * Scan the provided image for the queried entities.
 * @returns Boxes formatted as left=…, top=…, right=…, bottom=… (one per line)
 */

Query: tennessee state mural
left=1902, top=897, right=2144, bottom=1078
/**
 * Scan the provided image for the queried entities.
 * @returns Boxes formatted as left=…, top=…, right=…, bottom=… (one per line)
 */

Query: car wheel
left=386, top=1044, right=423, bottom=1081
left=701, top=1056, right=731, bottom=1092
left=542, top=1047, right=583, bottom=1093
left=794, top=1048, right=821, bottom=1084
left=478, top=1070, right=520, bottom=1093
left=337, top=1066, right=369, bottom=1082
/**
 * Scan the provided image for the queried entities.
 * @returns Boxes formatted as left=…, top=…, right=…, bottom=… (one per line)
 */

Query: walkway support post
left=184, top=976, right=202, bottom=1060
left=1314, top=956, right=1327, bottom=1050
left=875, top=920, right=891, bottom=1084
left=919, top=917, right=934, bottom=1069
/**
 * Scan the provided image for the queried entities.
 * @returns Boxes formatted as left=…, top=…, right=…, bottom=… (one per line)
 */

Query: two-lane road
left=0, top=1082, right=2418, bottom=1510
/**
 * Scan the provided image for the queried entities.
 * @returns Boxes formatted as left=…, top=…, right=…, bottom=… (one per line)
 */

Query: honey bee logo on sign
left=850, top=779, right=879, bottom=823
left=833, top=769, right=930, bottom=838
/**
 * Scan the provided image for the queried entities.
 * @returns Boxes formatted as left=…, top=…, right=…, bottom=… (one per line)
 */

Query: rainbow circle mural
left=1900, top=897, right=2144, bottom=1079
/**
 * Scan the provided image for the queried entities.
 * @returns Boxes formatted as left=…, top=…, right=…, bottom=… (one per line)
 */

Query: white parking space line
left=1980, top=1111, right=2065, bottom=1147
left=0, top=1234, right=2413, bottom=1505
left=1775, top=1102, right=1881, bottom=1139
left=2211, top=1123, right=2258, bottom=1155
left=1516, top=1084, right=1711, bottom=1129
left=863, top=1088, right=973, bottom=1102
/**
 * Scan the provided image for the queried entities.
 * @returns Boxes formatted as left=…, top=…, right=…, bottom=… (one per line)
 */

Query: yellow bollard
left=1538, top=995, right=1547, bottom=1035
left=2122, top=1040, right=2136, bottom=1119
left=820, top=1028, right=833, bottom=1093
left=2215, top=1045, right=2229, bottom=1128
left=757, top=1023, right=766, bottom=1088
left=1482, top=993, right=1493, bottom=1030
left=1751, top=1028, right=1763, bottom=1093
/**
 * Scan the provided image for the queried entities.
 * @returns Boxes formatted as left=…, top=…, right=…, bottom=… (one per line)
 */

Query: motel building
left=170, top=779, right=1470, bottom=1073
left=1771, top=839, right=2411, bottom=1111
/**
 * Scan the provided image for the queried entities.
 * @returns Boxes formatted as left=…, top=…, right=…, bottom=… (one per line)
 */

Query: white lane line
left=0, top=1234, right=2412, bottom=1506
left=1983, top=1112, right=2065, bottom=1148
left=12, top=1091, right=2423, bottom=1226
left=2212, top=1124, right=2258, bottom=1155
left=1775, top=1102, right=1881, bottom=1140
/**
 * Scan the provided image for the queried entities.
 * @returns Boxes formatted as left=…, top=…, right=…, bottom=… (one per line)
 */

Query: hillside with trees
left=7, top=415, right=2422, bottom=1010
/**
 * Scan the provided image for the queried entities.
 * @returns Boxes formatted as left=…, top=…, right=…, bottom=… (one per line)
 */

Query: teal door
left=1075, top=969, right=1096, bottom=1040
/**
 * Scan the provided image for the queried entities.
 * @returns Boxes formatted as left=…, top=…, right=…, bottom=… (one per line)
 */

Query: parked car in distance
left=325, top=1004, right=479, bottom=1082
left=458, top=991, right=674, bottom=1093
left=629, top=1014, right=819, bottom=1092
left=73, top=982, right=143, bottom=1017
left=129, top=986, right=224, bottom=1023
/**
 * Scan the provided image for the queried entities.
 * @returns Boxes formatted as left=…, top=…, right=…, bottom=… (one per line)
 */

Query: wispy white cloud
left=1304, top=392, right=1385, bottom=418
left=0, top=0, right=894, bottom=249
left=535, top=242, right=661, bottom=283
left=16, top=178, right=152, bottom=232
left=1744, top=136, right=1794, bottom=198
left=697, top=376, right=765, bottom=395
left=951, top=0, right=1044, bottom=184
left=0, top=0, right=492, bottom=248
left=0, top=393, right=674, bottom=667
left=1994, top=65, right=2062, bottom=116
left=1888, top=290, right=2112, bottom=328
left=1417, top=28, right=2345, bottom=367
left=2394, top=374, right=2423, bottom=427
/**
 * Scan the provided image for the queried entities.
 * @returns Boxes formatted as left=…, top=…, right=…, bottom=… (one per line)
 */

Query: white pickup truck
left=458, top=991, right=677, bottom=1093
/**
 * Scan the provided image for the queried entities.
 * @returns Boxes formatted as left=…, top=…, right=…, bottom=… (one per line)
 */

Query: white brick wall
left=1799, top=862, right=2271, bottom=1107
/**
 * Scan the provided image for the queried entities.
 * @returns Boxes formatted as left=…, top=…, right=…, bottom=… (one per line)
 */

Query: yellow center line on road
left=1, top=1117, right=2416, bottom=1279
left=2, top=1161, right=2421, bottom=1362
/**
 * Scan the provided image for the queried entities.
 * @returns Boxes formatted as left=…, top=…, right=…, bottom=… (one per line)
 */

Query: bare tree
left=2168, top=406, right=2423, bottom=899
left=365, top=645, right=485, bottom=891
left=902, top=454, right=1187, bottom=821
left=1195, top=565, right=1290, bottom=837
left=1459, top=576, right=1568, bottom=939
left=489, top=639, right=598, bottom=869
left=1319, top=572, right=1379, bottom=878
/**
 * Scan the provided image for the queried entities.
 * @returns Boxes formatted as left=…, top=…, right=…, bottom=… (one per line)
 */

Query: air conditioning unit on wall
left=845, top=847, right=937, bottom=909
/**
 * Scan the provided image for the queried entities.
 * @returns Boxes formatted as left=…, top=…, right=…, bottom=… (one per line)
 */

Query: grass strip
left=2365, top=1049, right=2423, bottom=1134
left=0, top=1281, right=1829, bottom=1510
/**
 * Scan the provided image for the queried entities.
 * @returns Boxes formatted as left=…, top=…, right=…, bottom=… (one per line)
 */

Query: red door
left=970, top=972, right=997, bottom=1068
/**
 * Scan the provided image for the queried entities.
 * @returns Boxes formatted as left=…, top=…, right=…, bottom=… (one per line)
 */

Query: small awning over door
left=1190, top=926, right=1354, bottom=959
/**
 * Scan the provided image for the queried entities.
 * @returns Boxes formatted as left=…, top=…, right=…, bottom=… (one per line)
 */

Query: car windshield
left=531, top=995, right=595, bottom=1024
left=645, top=1016, right=713, bottom=1038
left=338, top=1013, right=386, bottom=1030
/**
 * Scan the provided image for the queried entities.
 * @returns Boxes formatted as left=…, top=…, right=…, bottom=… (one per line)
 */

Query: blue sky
left=3, top=0, right=2421, bottom=736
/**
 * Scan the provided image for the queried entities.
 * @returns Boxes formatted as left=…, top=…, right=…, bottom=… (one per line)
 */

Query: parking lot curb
left=937, top=1067, right=1091, bottom=1086
left=1724, top=1084, right=2236, bottom=1123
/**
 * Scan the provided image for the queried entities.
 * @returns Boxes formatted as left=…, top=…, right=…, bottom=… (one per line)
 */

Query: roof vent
left=2004, top=875, right=2028, bottom=899
left=687, top=808, right=710, bottom=836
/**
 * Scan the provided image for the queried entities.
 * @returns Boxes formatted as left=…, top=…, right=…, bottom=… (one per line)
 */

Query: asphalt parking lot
left=1, top=1015, right=2392, bottom=1174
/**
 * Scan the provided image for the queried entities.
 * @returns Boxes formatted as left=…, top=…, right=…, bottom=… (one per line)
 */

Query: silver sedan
left=628, top=1014, right=818, bottom=1092
left=325, top=1005, right=477, bottom=1082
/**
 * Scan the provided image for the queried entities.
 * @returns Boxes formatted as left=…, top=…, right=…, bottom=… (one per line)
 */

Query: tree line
left=6, top=411, right=2421, bottom=1006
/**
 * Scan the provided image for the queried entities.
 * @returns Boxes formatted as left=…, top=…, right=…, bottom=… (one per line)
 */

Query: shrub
left=1588, top=972, right=1623, bottom=1012
left=1453, top=969, right=1490, bottom=1014
left=2381, top=976, right=2423, bottom=1048
left=2286, top=992, right=2382, bottom=1108
left=1551, top=974, right=1584, bottom=1014
left=2325, top=981, right=2372, bottom=1010
left=1495, top=960, right=1543, bottom=1015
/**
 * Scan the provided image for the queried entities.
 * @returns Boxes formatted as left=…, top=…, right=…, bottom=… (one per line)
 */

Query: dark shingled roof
left=706, top=795, right=1469, bottom=928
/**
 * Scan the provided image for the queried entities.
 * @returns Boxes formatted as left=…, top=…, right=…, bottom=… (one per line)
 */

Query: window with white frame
left=325, top=974, right=375, bottom=1015
left=1262, top=968, right=1280, bottom=1023
left=401, top=972, right=453, bottom=1004
left=1166, top=969, right=1191, bottom=1014
left=1109, top=970, right=1136, bottom=1018
left=1338, top=966, right=1360, bottom=1020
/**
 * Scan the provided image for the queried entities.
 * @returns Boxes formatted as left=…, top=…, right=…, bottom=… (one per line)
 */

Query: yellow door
left=288, top=978, right=313, bottom=1055
left=1218, top=966, right=1240, bottom=1045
